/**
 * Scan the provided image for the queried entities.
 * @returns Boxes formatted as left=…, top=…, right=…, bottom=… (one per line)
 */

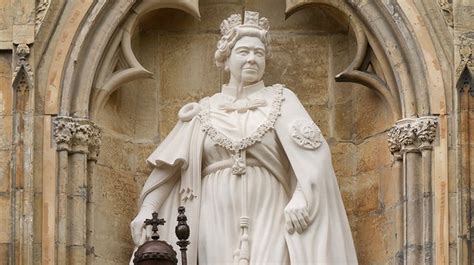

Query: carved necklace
left=197, top=85, right=284, bottom=175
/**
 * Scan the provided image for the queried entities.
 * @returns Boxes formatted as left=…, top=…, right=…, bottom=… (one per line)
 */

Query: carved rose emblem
left=290, top=119, right=322, bottom=150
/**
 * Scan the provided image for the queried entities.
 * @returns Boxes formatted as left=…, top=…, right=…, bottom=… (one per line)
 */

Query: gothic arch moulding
left=37, top=0, right=452, bottom=264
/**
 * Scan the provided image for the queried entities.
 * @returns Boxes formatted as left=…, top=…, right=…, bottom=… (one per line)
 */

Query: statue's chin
left=241, top=76, right=261, bottom=86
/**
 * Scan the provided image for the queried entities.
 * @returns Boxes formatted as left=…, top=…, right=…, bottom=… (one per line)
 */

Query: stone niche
left=93, top=1, right=394, bottom=264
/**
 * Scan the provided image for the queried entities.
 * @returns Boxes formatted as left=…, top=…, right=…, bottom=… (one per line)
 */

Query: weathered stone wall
left=94, top=1, right=393, bottom=264
left=0, top=0, right=467, bottom=265
left=0, top=51, right=12, bottom=265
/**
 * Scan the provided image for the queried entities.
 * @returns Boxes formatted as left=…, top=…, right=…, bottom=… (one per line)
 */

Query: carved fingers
left=130, top=210, right=154, bottom=246
left=284, top=190, right=309, bottom=234
left=130, top=217, right=146, bottom=246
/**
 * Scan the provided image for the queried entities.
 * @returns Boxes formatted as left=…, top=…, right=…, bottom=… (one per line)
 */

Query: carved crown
left=219, top=11, right=270, bottom=36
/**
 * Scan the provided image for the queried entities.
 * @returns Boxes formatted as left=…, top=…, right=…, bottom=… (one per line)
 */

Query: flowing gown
left=198, top=84, right=293, bottom=265
left=134, top=82, right=358, bottom=265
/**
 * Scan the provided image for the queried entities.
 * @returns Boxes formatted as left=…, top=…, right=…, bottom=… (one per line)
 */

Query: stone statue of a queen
left=130, top=11, right=358, bottom=265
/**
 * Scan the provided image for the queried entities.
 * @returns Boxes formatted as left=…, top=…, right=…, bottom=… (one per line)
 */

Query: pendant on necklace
left=231, top=150, right=246, bottom=175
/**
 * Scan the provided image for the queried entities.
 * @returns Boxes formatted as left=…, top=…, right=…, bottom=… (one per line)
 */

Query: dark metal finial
left=176, top=206, right=190, bottom=265
left=144, top=212, right=166, bottom=240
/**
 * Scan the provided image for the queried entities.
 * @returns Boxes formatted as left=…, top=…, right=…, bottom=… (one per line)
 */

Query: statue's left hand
left=284, top=189, right=309, bottom=234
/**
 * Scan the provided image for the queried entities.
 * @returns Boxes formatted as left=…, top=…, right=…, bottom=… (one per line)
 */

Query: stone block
left=264, top=35, right=329, bottom=106
left=301, top=104, right=329, bottom=136
left=353, top=210, right=397, bottom=265
left=0, top=53, right=12, bottom=115
left=91, top=164, right=138, bottom=264
left=379, top=165, right=400, bottom=209
left=159, top=103, right=182, bottom=139
left=97, top=134, right=135, bottom=172
left=337, top=176, right=355, bottom=216
left=244, top=0, right=348, bottom=33
left=0, top=243, right=9, bottom=265
left=352, top=85, right=393, bottom=142
left=134, top=143, right=157, bottom=174
left=355, top=133, right=392, bottom=174
left=139, top=4, right=241, bottom=33
left=133, top=172, right=149, bottom=196
left=33, top=194, right=42, bottom=243
left=0, top=195, right=10, bottom=243
left=201, top=0, right=240, bottom=4
left=93, top=165, right=139, bottom=217
left=98, top=94, right=136, bottom=136
left=0, top=1, right=13, bottom=47
left=330, top=142, right=356, bottom=178
left=0, top=115, right=12, bottom=151
left=145, top=33, right=220, bottom=100
left=67, top=245, right=86, bottom=264
left=353, top=170, right=381, bottom=215
left=333, top=100, right=353, bottom=141
left=0, top=150, right=10, bottom=193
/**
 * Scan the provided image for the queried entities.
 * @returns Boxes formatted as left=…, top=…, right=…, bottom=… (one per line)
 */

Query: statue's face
left=226, top=36, right=266, bottom=86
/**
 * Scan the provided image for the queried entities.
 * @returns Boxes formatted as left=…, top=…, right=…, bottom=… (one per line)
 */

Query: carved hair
left=215, top=12, right=271, bottom=69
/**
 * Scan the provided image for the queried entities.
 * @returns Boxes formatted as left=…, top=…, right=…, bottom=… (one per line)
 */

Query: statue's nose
left=246, top=52, right=256, bottom=63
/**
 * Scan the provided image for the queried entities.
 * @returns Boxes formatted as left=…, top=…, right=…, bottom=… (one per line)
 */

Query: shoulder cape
left=139, top=88, right=358, bottom=265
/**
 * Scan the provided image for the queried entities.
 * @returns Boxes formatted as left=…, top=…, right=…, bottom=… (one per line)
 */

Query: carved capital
left=52, top=116, right=102, bottom=159
left=388, top=117, right=439, bottom=156
left=414, top=116, right=438, bottom=150
left=88, top=125, right=102, bottom=162
left=71, top=119, right=95, bottom=153
left=53, top=116, right=75, bottom=151
left=387, top=125, right=402, bottom=157
left=397, top=119, right=417, bottom=152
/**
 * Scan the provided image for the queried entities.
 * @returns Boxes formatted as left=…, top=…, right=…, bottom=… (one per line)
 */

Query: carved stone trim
left=35, top=0, right=51, bottom=34
left=12, top=43, right=34, bottom=91
left=456, top=33, right=474, bottom=78
left=415, top=117, right=438, bottom=150
left=387, top=117, right=438, bottom=155
left=387, top=125, right=402, bottom=160
left=53, top=116, right=102, bottom=160
left=437, top=0, right=453, bottom=28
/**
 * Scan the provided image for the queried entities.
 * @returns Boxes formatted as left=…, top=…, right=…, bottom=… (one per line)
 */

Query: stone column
left=52, top=116, right=102, bottom=265
left=415, top=117, right=437, bottom=264
left=398, top=118, right=422, bottom=265
left=11, top=42, right=35, bottom=265
left=86, top=124, right=101, bottom=265
left=53, top=116, right=74, bottom=264
left=387, top=125, right=404, bottom=263
left=388, top=116, right=438, bottom=265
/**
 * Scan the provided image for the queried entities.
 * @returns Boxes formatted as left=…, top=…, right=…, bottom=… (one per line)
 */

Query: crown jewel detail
left=220, top=11, right=270, bottom=36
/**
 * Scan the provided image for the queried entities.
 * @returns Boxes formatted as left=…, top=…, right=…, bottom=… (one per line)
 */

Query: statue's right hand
left=130, top=213, right=149, bottom=246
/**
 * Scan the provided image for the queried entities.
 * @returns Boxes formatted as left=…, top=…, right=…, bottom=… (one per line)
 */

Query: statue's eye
left=238, top=50, right=249, bottom=55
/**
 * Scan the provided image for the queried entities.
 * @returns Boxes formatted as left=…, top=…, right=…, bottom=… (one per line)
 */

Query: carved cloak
left=137, top=88, right=358, bottom=265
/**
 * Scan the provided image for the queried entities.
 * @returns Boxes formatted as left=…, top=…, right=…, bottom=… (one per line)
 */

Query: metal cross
left=144, top=212, right=166, bottom=240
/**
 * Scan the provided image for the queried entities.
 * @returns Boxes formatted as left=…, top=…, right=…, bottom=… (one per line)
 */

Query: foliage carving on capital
left=414, top=117, right=438, bottom=149
left=387, top=117, right=438, bottom=156
left=71, top=120, right=95, bottom=153
left=52, top=116, right=102, bottom=158
left=88, top=125, right=102, bottom=161
left=53, top=116, right=75, bottom=151
left=387, top=125, right=401, bottom=155
left=398, top=122, right=417, bottom=148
